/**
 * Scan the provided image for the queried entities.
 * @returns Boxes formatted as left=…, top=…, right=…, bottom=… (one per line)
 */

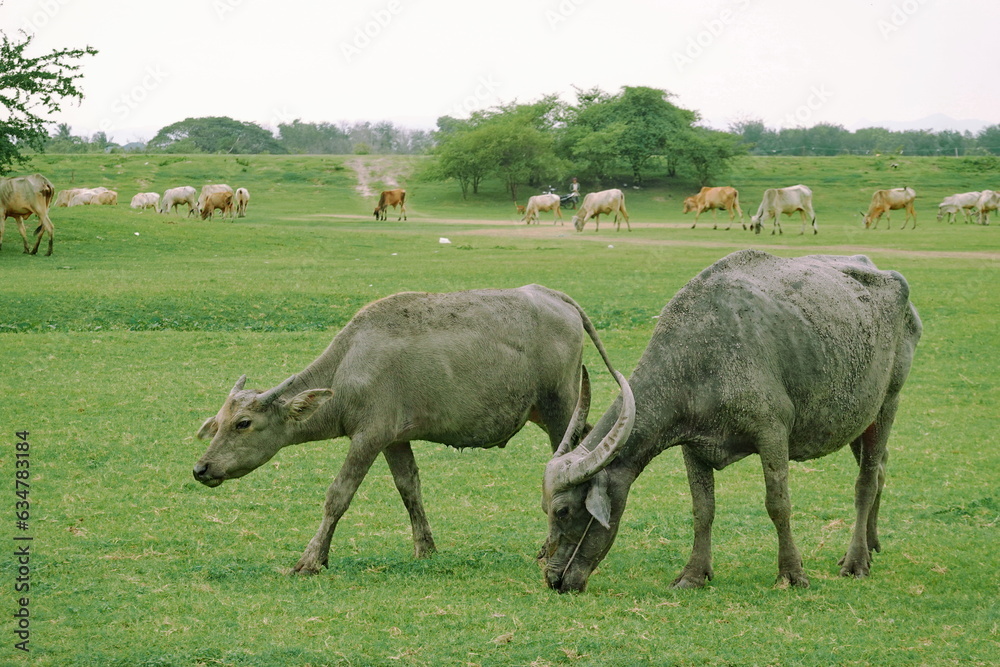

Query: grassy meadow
left=1, top=153, right=997, bottom=666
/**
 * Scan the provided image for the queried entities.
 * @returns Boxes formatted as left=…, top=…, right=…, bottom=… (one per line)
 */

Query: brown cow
left=0, top=173, right=55, bottom=255
left=863, top=187, right=916, bottom=229
left=374, top=189, right=406, bottom=221
left=200, top=191, right=234, bottom=220
left=683, top=186, right=745, bottom=230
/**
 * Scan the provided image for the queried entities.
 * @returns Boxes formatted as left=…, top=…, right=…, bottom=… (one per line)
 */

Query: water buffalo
left=542, top=250, right=921, bottom=592
left=193, top=284, right=628, bottom=574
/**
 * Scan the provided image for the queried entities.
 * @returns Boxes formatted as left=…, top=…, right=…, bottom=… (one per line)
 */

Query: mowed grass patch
left=1, top=153, right=997, bottom=665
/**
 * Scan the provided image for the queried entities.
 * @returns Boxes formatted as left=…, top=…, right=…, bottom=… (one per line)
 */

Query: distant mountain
left=849, top=114, right=993, bottom=134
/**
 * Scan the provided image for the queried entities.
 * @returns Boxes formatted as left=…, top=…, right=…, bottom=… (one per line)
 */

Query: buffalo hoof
left=292, top=558, right=325, bottom=575
left=670, top=567, right=712, bottom=589
left=838, top=552, right=872, bottom=579
left=775, top=570, right=810, bottom=588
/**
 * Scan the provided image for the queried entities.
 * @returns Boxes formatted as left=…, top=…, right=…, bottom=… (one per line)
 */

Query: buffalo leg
left=840, top=399, right=895, bottom=578
left=293, top=434, right=382, bottom=574
left=759, top=431, right=808, bottom=587
left=672, top=446, right=716, bottom=588
left=383, top=441, right=436, bottom=558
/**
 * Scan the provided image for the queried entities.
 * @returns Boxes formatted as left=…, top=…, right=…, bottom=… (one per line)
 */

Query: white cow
left=64, top=187, right=110, bottom=207
left=160, top=186, right=199, bottom=216
left=522, top=193, right=562, bottom=224
left=936, top=192, right=980, bottom=224
left=130, top=192, right=160, bottom=211
left=234, top=188, right=249, bottom=218
left=572, top=189, right=630, bottom=232
left=751, top=184, right=817, bottom=235
left=975, top=190, right=1000, bottom=225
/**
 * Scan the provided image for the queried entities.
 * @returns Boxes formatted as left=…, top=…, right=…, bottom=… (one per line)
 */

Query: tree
left=976, top=125, right=1000, bottom=155
left=673, top=127, right=746, bottom=186
left=148, top=116, right=285, bottom=153
left=0, top=30, right=96, bottom=174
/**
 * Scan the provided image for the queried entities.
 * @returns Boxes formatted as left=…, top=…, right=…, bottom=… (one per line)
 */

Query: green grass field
left=2, top=153, right=997, bottom=666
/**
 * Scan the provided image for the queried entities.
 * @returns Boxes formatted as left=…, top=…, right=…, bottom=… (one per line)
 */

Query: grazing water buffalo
left=542, top=250, right=921, bottom=593
left=193, top=284, right=628, bottom=574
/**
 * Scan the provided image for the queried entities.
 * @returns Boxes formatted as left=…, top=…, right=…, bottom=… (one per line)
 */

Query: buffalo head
left=193, top=374, right=333, bottom=487
left=541, top=367, right=635, bottom=592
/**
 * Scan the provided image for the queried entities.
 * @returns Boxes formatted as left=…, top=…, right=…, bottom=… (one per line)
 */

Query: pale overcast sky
left=4, top=0, right=997, bottom=143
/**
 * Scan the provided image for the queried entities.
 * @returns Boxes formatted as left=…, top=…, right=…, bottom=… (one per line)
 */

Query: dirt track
left=297, top=213, right=1000, bottom=262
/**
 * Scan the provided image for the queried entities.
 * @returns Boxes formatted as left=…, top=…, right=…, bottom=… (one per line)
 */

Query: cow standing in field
left=522, top=193, right=563, bottom=224
left=234, top=188, right=250, bottom=218
left=200, top=191, right=234, bottom=220
left=541, top=250, right=921, bottom=593
left=198, top=184, right=234, bottom=220
left=936, top=192, right=980, bottom=224
left=374, top=189, right=406, bottom=221
left=0, top=173, right=55, bottom=255
left=572, top=189, right=630, bottom=232
left=682, top=186, right=745, bottom=230
left=130, top=192, right=160, bottom=211
left=751, top=184, right=817, bottom=235
left=160, top=186, right=199, bottom=216
left=864, top=187, right=916, bottom=229
left=974, top=190, right=1000, bottom=225
left=193, top=284, right=628, bottom=573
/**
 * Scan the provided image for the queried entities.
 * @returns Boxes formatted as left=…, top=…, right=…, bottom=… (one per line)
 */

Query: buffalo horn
left=558, top=369, right=635, bottom=489
left=230, top=374, right=248, bottom=395
left=554, top=366, right=592, bottom=458
left=257, top=374, right=298, bottom=407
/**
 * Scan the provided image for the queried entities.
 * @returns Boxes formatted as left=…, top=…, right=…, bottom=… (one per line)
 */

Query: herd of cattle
left=3, top=170, right=997, bottom=257
left=193, top=250, right=922, bottom=593
left=0, top=173, right=250, bottom=255
left=519, top=183, right=1000, bottom=233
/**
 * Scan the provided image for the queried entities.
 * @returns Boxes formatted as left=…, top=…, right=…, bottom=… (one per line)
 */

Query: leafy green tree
left=673, top=127, right=746, bottom=186
left=0, top=30, right=96, bottom=174
left=976, top=125, right=1000, bottom=155
left=148, top=116, right=285, bottom=153
left=277, top=119, right=351, bottom=154
left=432, top=118, right=492, bottom=197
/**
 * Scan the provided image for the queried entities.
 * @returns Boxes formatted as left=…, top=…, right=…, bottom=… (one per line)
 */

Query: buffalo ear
left=585, top=471, right=612, bottom=529
left=287, top=389, right=334, bottom=422
left=197, top=417, right=218, bottom=440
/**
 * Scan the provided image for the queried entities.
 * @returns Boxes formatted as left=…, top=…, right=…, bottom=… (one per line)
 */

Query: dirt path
left=345, top=157, right=403, bottom=199
left=295, top=213, right=1000, bottom=262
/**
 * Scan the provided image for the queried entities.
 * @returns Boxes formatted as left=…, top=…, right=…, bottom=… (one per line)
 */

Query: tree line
left=729, top=119, right=1000, bottom=157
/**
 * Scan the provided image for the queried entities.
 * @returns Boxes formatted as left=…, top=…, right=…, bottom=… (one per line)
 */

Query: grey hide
left=193, top=284, right=628, bottom=574
left=542, top=250, right=921, bottom=592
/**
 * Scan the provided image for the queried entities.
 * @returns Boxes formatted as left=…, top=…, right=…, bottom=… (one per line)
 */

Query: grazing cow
left=198, top=184, right=234, bottom=219
left=514, top=201, right=526, bottom=217
left=193, top=284, right=627, bottom=573
left=682, top=186, right=745, bottom=230
left=522, top=193, right=563, bottom=224
left=64, top=187, right=110, bottom=207
left=541, top=250, right=921, bottom=593
left=95, top=190, right=118, bottom=206
left=374, top=188, right=407, bottom=221
left=160, top=186, right=199, bottom=216
left=0, top=173, right=55, bottom=255
left=572, top=189, right=630, bottom=232
left=936, top=192, right=980, bottom=224
left=55, top=188, right=89, bottom=207
left=234, top=188, right=249, bottom=218
left=751, top=184, right=817, bottom=235
left=200, top=191, right=234, bottom=220
left=975, top=190, right=1000, bottom=225
left=863, top=187, right=917, bottom=229
left=130, top=192, right=160, bottom=211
